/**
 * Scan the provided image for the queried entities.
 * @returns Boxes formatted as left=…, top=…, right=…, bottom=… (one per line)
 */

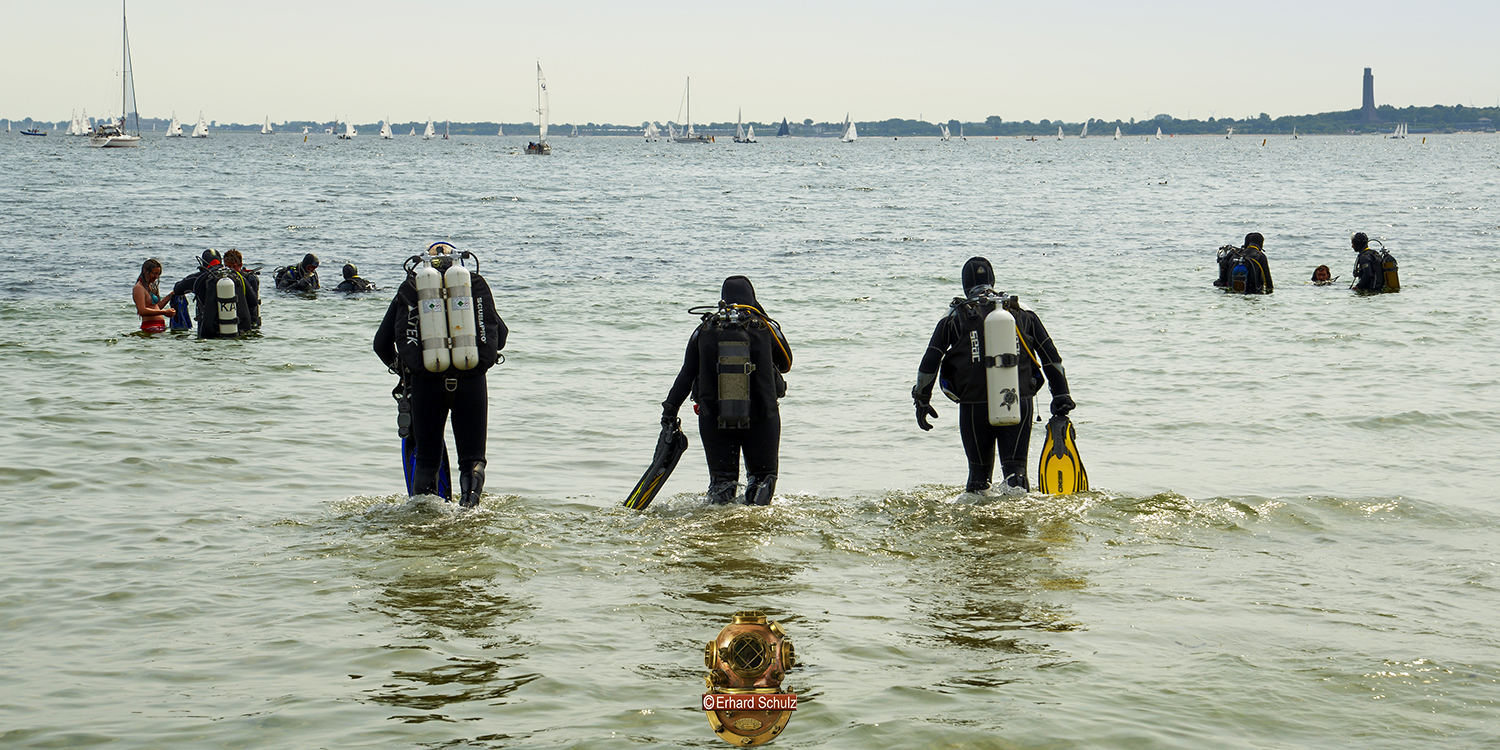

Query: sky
left=3, top=0, right=1498, bottom=127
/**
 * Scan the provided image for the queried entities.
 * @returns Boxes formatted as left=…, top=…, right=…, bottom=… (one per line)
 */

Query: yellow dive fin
left=624, top=417, right=689, bottom=510
left=1038, top=415, right=1089, bottom=495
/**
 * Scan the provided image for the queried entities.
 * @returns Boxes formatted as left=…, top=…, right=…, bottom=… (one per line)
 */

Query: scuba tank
left=981, top=301, right=1022, bottom=426
left=1378, top=244, right=1401, bottom=292
left=444, top=262, right=480, bottom=370
left=1230, top=254, right=1249, bottom=293
left=413, top=261, right=451, bottom=373
left=215, top=272, right=238, bottom=337
left=713, top=306, right=755, bottom=429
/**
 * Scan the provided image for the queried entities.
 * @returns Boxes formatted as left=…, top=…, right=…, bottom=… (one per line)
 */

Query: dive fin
left=1038, top=415, right=1089, bottom=495
left=623, top=417, right=690, bottom=510
left=402, top=437, right=454, bottom=500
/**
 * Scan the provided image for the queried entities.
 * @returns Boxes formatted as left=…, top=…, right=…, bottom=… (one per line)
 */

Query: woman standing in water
left=132, top=259, right=176, bottom=333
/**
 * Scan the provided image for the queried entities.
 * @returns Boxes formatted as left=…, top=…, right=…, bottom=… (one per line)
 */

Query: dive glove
left=915, top=400, right=938, bottom=431
left=1050, top=394, right=1076, bottom=417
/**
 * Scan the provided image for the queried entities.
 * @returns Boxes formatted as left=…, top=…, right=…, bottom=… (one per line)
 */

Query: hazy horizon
left=5, top=0, right=1496, bottom=127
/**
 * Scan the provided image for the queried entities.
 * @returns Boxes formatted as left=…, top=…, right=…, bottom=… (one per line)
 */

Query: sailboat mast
left=686, top=77, right=691, bottom=132
left=121, top=0, right=129, bottom=132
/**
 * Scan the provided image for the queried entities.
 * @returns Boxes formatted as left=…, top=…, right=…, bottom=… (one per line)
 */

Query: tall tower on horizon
left=1362, top=68, right=1379, bottom=123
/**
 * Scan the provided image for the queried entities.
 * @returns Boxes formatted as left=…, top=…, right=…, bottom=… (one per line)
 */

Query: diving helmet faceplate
left=702, top=610, right=798, bottom=746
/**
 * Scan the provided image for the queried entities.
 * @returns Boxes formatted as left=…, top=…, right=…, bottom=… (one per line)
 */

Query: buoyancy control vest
left=193, top=265, right=248, bottom=339
left=395, top=251, right=501, bottom=377
left=1217, top=245, right=1264, bottom=293
left=692, top=304, right=787, bottom=428
left=939, top=292, right=1041, bottom=415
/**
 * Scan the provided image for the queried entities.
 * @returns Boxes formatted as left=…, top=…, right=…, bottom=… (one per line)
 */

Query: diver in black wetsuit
left=911, top=257, right=1075, bottom=494
left=1350, top=232, right=1386, bottom=292
left=275, top=253, right=320, bottom=292
left=373, top=243, right=506, bottom=508
left=662, top=276, right=793, bottom=506
left=172, top=249, right=255, bottom=339
left=334, top=263, right=377, bottom=293
left=1214, top=232, right=1274, bottom=294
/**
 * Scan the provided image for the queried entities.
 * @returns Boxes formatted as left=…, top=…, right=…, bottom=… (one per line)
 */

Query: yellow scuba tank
left=1381, top=251, right=1400, bottom=292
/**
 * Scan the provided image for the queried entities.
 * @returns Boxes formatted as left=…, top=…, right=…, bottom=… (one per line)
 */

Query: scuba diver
left=223, top=249, right=261, bottom=329
left=132, top=258, right=176, bottom=333
left=334, top=263, right=378, bottom=293
left=1310, top=265, right=1337, bottom=285
left=661, top=276, right=793, bottom=506
left=1213, top=232, right=1274, bottom=294
left=171, top=249, right=255, bottom=339
left=1350, top=232, right=1399, bottom=293
left=274, top=253, right=320, bottom=292
left=911, top=257, right=1075, bottom=494
left=373, top=242, right=507, bottom=508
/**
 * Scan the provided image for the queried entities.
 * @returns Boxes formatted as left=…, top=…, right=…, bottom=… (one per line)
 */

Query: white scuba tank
left=983, top=307, right=1022, bottom=426
left=414, top=262, right=451, bottom=372
left=444, top=263, right=480, bottom=370
left=215, top=274, right=238, bottom=337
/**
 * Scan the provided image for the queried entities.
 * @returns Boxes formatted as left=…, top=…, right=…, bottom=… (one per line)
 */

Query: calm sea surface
left=2, top=131, right=1498, bottom=749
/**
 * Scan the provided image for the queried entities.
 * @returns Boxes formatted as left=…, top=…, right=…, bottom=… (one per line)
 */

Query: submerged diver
left=132, top=259, right=176, bottom=333
left=274, top=253, right=320, bottom=292
left=171, top=249, right=256, bottom=339
left=1214, top=232, right=1274, bottom=294
left=334, top=263, right=378, bottom=293
left=661, top=276, right=793, bottom=506
left=1310, top=265, right=1336, bottom=285
left=373, top=242, right=506, bottom=508
left=912, top=257, right=1075, bottom=494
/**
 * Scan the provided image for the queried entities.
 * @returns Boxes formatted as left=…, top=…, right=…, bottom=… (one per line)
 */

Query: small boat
left=959, top=124, right=965, bottom=141
left=22, top=125, right=47, bottom=136
left=497, top=124, right=503, bottom=136
left=568, top=124, right=579, bottom=138
left=191, top=112, right=209, bottom=138
left=734, top=109, right=756, bottom=143
left=939, top=123, right=950, bottom=141
left=260, top=116, right=273, bottom=135
left=443, top=121, right=449, bottom=140
left=338, top=118, right=356, bottom=139
left=1226, top=127, right=1234, bottom=139
left=1114, top=126, right=1121, bottom=140
left=166, top=112, right=182, bottom=137
left=423, top=119, right=435, bottom=140
left=1056, top=126, right=1063, bottom=140
left=1387, top=123, right=1407, bottom=139
left=776, top=118, right=790, bottom=137
left=1291, top=126, right=1299, bottom=139
left=841, top=113, right=857, bottom=143
left=1080, top=120, right=1088, bottom=138
left=673, top=78, right=713, bottom=143
left=526, top=62, right=552, bottom=154
left=379, top=119, right=393, bottom=139
left=409, top=125, right=416, bottom=136
left=1155, top=126, right=1162, bottom=140
left=643, top=122, right=659, bottom=141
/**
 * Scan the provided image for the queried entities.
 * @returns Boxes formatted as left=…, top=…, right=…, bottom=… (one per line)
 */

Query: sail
left=1081, top=121, right=1088, bottom=138
left=536, top=63, right=550, bottom=142
left=746, top=124, right=754, bottom=140
left=261, top=116, right=272, bottom=135
left=1155, top=126, right=1162, bottom=140
left=192, top=112, right=208, bottom=137
left=380, top=120, right=392, bottom=139
left=168, top=112, right=181, bottom=136
left=122, top=12, right=137, bottom=135
left=841, top=115, right=857, bottom=143
left=940, top=123, right=950, bottom=140
left=497, top=124, right=503, bottom=136
left=777, top=118, right=790, bottom=137
left=1057, top=126, right=1063, bottom=140
left=423, top=119, right=435, bottom=139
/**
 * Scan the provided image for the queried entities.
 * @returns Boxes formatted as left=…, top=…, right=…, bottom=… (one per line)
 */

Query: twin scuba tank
left=407, top=243, right=481, bottom=373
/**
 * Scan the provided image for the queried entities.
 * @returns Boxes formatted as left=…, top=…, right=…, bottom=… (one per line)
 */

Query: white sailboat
left=91, top=3, right=142, bottom=148
left=260, top=116, right=273, bottom=135
left=746, top=123, right=755, bottom=142
left=497, top=124, right=503, bottom=136
left=1056, top=126, right=1063, bottom=140
left=734, top=109, right=756, bottom=143
left=644, top=122, right=659, bottom=141
left=1226, top=126, right=1234, bottom=139
left=409, top=125, right=416, bottom=136
left=1080, top=120, right=1088, bottom=138
left=423, top=119, right=435, bottom=140
left=841, top=113, right=857, bottom=143
left=166, top=111, right=182, bottom=137
left=379, top=119, right=393, bottom=139
left=674, top=78, right=713, bottom=143
left=527, top=63, right=551, bottom=154
left=191, top=111, right=209, bottom=138
left=1114, top=126, right=1121, bottom=140
left=1155, top=126, right=1163, bottom=140
left=1292, top=126, right=1299, bottom=140
left=939, top=123, right=950, bottom=141
left=443, top=121, right=449, bottom=140
left=339, top=119, right=356, bottom=139
left=960, top=124, right=965, bottom=141
left=1387, top=123, right=1407, bottom=139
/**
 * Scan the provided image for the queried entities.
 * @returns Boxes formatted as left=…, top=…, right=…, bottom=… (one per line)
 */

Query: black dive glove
left=1050, top=394, right=1076, bottom=417
left=915, top=400, right=938, bottom=431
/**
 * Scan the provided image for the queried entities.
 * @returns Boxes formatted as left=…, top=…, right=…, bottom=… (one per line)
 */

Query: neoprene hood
left=1352, top=232, right=1369, bottom=250
left=721, top=275, right=764, bottom=314
left=962, top=257, right=995, bottom=296
left=1244, top=232, right=1264, bottom=249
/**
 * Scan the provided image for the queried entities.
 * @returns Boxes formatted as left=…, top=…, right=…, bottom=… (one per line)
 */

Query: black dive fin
left=1038, top=415, right=1089, bottom=495
left=624, top=418, right=690, bottom=510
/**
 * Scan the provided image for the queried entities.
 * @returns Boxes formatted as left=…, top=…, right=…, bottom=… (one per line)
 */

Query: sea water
left=1, top=132, right=1497, bottom=748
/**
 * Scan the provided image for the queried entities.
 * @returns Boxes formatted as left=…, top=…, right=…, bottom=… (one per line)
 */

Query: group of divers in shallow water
left=1213, top=230, right=1402, bottom=294
left=130, top=232, right=1399, bottom=509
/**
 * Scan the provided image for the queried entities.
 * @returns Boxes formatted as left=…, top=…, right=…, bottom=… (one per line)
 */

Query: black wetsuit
left=335, top=276, right=377, bottom=293
left=275, top=265, right=319, bottom=292
left=1214, top=245, right=1274, bottom=294
left=1352, top=248, right=1384, bottom=292
left=173, top=264, right=257, bottom=339
left=373, top=269, right=506, bottom=505
left=663, top=278, right=792, bottom=506
left=914, top=294, right=1070, bottom=492
left=238, top=269, right=262, bottom=327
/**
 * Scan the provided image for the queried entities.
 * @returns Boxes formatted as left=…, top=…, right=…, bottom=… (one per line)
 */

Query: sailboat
left=1387, top=123, right=1407, bottom=139
left=260, top=116, right=273, bottom=135
left=673, top=78, right=713, bottom=143
left=379, top=119, right=393, bottom=139
left=497, top=124, right=503, bottom=136
left=939, top=123, right=950, bottom=141
left=734, top=109, right=756, bottom=143
left=166, top=112, right=182, bottom=137
left=841, top=113, right=857, bottom=143
left=1114, top=126, right=1121, bottom=140
left=1292, top=126, right=1299, bottom=140
left=1080, top=120, right=1088, bottom=138
left=643, top=122, right=659, bottom=141
left=777, top=118, right=790, bottom=137
left=1155, top=126, right=1163, bottom=140
left=1226, top=127, right=1234, bottom=139
left=526, top=63, right=552, bottom=154
left=91, top=7, right=142, bottom=149
left=423, top=119, right=435, bottom=140
left=409, top=125, right=416, bottom=136
left=443, top=121, right=450, bottom=140
left=191, top=111, right=209, bottom=138
left=1056, top=126, right=1063, bottom=140
left=569, top=124, right=579, bottom=138
left=960, top=124, right=965, bottom=141
left=339, top=118, right=356, bottom=139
